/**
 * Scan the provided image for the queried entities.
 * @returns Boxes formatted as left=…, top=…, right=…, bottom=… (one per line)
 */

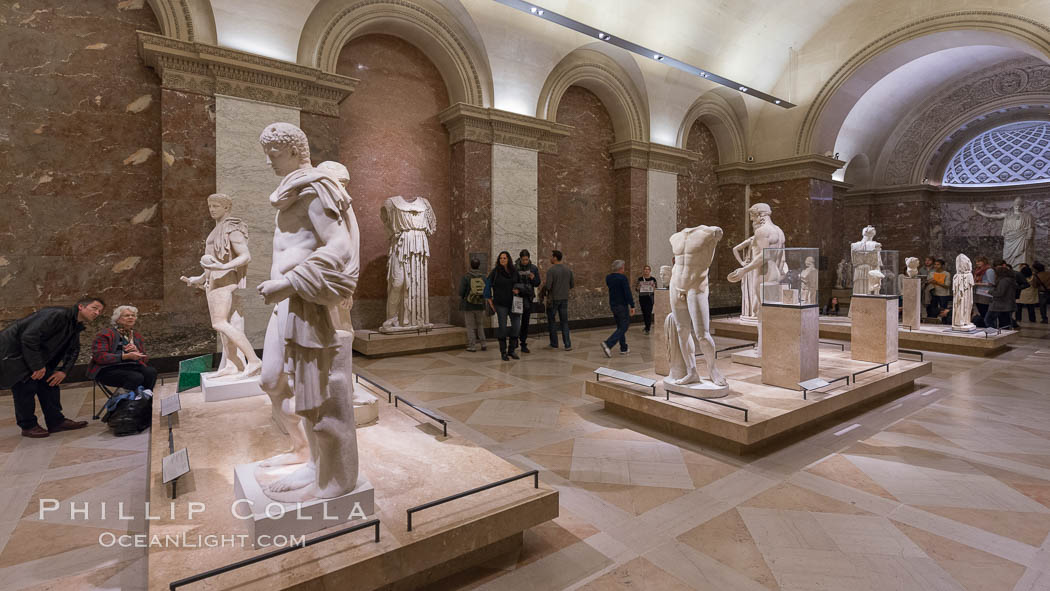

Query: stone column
left=647, top=170, right=677, bottom=271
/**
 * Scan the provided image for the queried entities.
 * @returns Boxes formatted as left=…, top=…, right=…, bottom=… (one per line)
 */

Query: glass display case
left=851, top=249, right=899, bottom=297
left=760, top=247, right=820, bottom=306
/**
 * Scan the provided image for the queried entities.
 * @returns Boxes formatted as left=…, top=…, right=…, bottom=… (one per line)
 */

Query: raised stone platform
left=711, top=315, right=1018, bottom=357
left=586, top=350, right=932, bottom=454
left=352, top=325, right=466, bottom=357
left=147, top=385, right=558, bottom=590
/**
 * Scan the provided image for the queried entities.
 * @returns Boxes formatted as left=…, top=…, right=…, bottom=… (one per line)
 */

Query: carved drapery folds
left=137, top=32, right=357, bottom=116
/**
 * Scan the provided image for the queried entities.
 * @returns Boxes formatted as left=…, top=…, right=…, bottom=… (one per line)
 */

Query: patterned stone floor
left=1, top=320, right=1049, bottom=590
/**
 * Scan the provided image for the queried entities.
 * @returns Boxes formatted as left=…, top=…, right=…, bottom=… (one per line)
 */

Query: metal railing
left=852, top=362, right=891, bottom=382
left=665, top=387, right=748, bottom=422
left=394, top=395, right=448, bottom=437
left=406, top=470, right=539, bottom=532
left=355, top=372, right=392, bottom=403
left=801, top=375, right=849, bottom=400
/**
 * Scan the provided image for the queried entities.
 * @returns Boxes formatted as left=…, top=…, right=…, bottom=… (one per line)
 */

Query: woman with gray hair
left=87, top=305, right=158, bottom=395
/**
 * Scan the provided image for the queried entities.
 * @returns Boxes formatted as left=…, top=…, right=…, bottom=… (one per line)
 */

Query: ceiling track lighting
left=495, top=0, right=794, bottom=108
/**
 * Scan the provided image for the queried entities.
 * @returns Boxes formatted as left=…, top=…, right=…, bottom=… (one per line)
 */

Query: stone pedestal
left=759, top=304, right=818, bottom=390
left=901, top=277, right=921, bottom=330
left=201, top=373, right=264, bottom=402
left=653, top=289, right=671, bottom=375
left=850, top=296, right=899, bottom=364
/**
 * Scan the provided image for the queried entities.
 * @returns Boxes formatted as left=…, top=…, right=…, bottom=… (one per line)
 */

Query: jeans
left=1039, top=291, right=1049, bottom=322
left=519, top=302, right=533, bottom=347
left=604, top=305, right=631, bottom=351
left=546, top=299, right=570, bottom=347
left=12, top=375, right=66, bottom=430
left=494, top=305, right=521, bottom=353
left=463, top=309, right=486, bottom=349
left=985, top=309, right=1013, bottom=330
left=1016, top=303, right=1036, bottom=323
left=639, top=295, right=654, bottom=331
left=97, top=364, right=158, bottom=391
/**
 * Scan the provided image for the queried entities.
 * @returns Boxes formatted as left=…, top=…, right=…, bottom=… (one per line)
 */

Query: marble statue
left=800, top=256, right=818, bottom=305
left=730, top=235, right=758, bottom=321
left=727, top=203, right=786, bottom=354
left=851, top=226, right=882, bottom=295
left=835, top=258, right=851, bottom=289
left=658, top=265, right=672, bottom=289
left=666, top=225, right=727, bottom=388
left=254, top=122, right=361, bottom=502
left=379, top=196, right=437, bottom=333
left=180, top=193, right=262, bottom=379
left=905, top=257, right=920, bottom=278
left=317, top=161, right=379, bottom=425
left=867, top=269, right=885, bottom=295
left=972, top=198, right=1035, bottom=267
left=952, top=253, right=976, bottom=331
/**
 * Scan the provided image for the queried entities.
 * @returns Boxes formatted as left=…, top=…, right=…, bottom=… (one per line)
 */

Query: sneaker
left=466, top=347, right=477, bottom=352
left=521, top=345, right=530, bottom=354
left=620, top=346, right=630, bottom=355
left=21, top=425, right=49, bottom=438
left=600, top=342, right=612, bottom=358
left=548, top=343, right=559, bottom=349
left=564, top=346, right=572, bottom=351
left=508, top=350, right=520, bottom=360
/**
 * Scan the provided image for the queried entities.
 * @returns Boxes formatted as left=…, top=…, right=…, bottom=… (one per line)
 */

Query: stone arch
left=796, top=11, right=1050, bottom=157
left=537, top=48, right=649, bottom=143
left=676, top=90, right=747, bottom=164
left=842, top=153, right=872, bottom=187
left=925, top=108, right=1050, bottom=185
left=145, top=0, right=216, bottom=43
left=297, top=0, right=492, bottom=107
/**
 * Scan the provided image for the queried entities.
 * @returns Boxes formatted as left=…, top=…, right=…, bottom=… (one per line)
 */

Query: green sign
left=177, top=354, right=213, bottom=393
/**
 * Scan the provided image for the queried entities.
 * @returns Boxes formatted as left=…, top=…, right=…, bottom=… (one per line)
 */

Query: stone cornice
left=608, top=141, right=698, bottom=174
left=438, top=104, right=571, bottom=153
left=714, top=154, right=844, bottom=186
left=844, top=179, right=1050, bottom=206
left=137, top=31, right=357, bottom=116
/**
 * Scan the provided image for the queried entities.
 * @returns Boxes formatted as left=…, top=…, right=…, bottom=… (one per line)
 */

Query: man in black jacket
left=0, top=297, right=104, bottom=437
left=515, top=250, right=541, bottom=354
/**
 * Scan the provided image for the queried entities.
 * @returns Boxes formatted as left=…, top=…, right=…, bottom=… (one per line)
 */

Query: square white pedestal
left=201, top=373, right=264, bottom=402
left=653, top=290, right=671, bottom=376
left=901, top=277, right=921, bottom=330
left=233, top=461, right=375, bottom=547
left=759, top=304, right=819, bottom=390
left=850, top=295, right=899, bottom=364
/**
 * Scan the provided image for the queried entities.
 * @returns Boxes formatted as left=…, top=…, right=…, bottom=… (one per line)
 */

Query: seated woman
left=88, top=305, right=158, bottom=395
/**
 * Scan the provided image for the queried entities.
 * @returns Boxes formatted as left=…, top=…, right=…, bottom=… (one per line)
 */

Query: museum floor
left=1, top=322, right=1049, bottom=590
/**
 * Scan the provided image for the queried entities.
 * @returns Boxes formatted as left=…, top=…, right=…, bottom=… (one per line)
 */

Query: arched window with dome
left=943, top=121, right=1050, bottom=186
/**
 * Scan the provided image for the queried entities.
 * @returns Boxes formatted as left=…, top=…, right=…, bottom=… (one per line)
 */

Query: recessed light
left=537, top=9, right=543, bottom=15
left=530, top=6, right=537, bottom=12
left=654, top=54, right=663, bottom=61
left=774, top=99, right=781, bottom=105
left=739, top=86, right=748, bottom=92
left=598, top=32, right=608, bottom=40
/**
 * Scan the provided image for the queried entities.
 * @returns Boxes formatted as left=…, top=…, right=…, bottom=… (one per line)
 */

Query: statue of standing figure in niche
left=254, top=122, right=361, bottom=502
left=727, top=203, right=786, bottom=354
left=952, top=253, right=976, bottom=331
left=180, top=193, right=262, bottom=379
left=379, top=196, right=437, bottom=333
left=972, top=198, right=1035, bottom=267
left=666, top=225, right=727, bottom=389
left=851, top=226, right=882, bottom=296
left=800, top=256, right=818, bottom=305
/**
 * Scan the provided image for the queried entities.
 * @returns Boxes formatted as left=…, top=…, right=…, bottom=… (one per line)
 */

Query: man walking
left=459, top=257, right=488, bottom=352
left=601, top=260, right=635, bottom=357
left=0, top=297, right=103, bottom=437
left=541, top=250, right=574, bottom=350
left=515, top=250, right=541, bottom=353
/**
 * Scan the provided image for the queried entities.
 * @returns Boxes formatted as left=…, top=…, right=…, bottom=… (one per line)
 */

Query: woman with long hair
left=487, top=251, right=522, bottom=361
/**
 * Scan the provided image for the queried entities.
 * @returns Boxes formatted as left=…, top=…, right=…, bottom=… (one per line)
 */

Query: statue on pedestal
left=380, top=196, right=437, bottom=333
left=727, top=203, right=786, bottom=354
left=180, top=193, right=262, bottom=379
left=972, top=198, right=1035, bottom=267
left=905, top=257, right=920, bottom=278
left=835, top=258, right=851, bottom=289
left=851, top=226, right=882, bottom=295
left=730, top=235, right=758, bottom=321
left=952, top=253, right=976, bottom=331
left=666, top=225, right=726, bottom=389
left=800, top=256, right=818, bottom=305
left=254, top=123, right=361, bottom=502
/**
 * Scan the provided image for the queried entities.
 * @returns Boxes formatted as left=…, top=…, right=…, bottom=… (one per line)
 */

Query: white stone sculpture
left=972, top=198, right=1035, bottom=267
left=867, top=269, right=885, bottom=295
left=254, top=123, right=361, bottom=502
left=379, top=196, right=437, bottom=333
left=317, top=160, right=379, bottom=426
left=727, top=203, right=786, bottom=354
left=666, top=225, right=727, bottom=389
left=180, top=194, right=262, bottom=379
left=800, top=256, right=818, bottom=305
left=658, top=265, right=672, bottom=289
left=731, top=235, right=758, bottom=321
left=952, top=253, right=976, bottom=331
left=835, top=258, right=851, bottom=289
left=905, top=257, right=920, bottom=278
left=851, top=226, right=882, bottom=295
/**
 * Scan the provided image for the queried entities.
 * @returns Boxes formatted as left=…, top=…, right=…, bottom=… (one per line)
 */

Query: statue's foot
left=709, top=366, right=728, bottom=386
left=212, top=364, right=241, bottom=379
left=258, top=451, right=308, bottom=468
left=240, top=360, right=262, bottom=378
left=265, top=463, right=316, bottom=494
left=674, top=372, right=701, bottom=385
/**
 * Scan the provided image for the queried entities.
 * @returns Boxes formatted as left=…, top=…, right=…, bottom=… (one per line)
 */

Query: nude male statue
left=254, top=123, right=361, bottom=502
left=666, top=225, right=726, bottom=387
left=726, top=203, right=786, bottom=355
left=180, top=193, right=262, bottom=379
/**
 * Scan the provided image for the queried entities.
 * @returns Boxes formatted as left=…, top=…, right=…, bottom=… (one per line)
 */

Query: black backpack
left=102, top=391, right=152, bottom=436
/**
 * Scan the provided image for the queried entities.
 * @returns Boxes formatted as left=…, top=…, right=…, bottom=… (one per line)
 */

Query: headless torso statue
left=952, top=254, right=976, bottom=331
left=727, top=203, right=787, bottom=355
left=254, top=123, right=361, bottom=502
left=180, top=194, right=262, bottom=379
left=379, top=196, right=437, bottom=333
left=972, top=198, right=1035, bottom=267
left=665, top=225, right=727, bottom=389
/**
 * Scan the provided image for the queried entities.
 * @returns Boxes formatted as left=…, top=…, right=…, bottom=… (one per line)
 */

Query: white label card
left=162, top=448, right=190, bottom=484
left=160, top=394, right=181, bottom=417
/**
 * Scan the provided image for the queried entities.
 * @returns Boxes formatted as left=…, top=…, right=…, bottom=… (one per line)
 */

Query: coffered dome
left=943, top=120, right=1050, bottom=186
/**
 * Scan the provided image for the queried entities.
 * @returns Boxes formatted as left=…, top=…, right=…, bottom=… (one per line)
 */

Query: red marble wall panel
left=448, top=140, right=492, bottom=324
left=678, top=121, right=721, bottom=229
left=713, top=184, right=747, bottom=309
left=300, top=112, right=341, bottom=166
left=335, top=34, right=452, bottom=328
left=538, top=86, right=618, bottom=319
left=614, top=166, right=648, bottom=285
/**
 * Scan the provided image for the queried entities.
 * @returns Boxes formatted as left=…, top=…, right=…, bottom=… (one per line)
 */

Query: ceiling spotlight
left=739, top=86, right=748, bottom=92
left=597, top=32, right=608, bottom=40
left=537, top=9, right=543, bottom=15
left=774, top=99, right=781, bottom=105
left=699, top=72, right=707, bottom=78
left=530, top=6, right=536, bottom=12
left=654, top=54, right=664, bottom=61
